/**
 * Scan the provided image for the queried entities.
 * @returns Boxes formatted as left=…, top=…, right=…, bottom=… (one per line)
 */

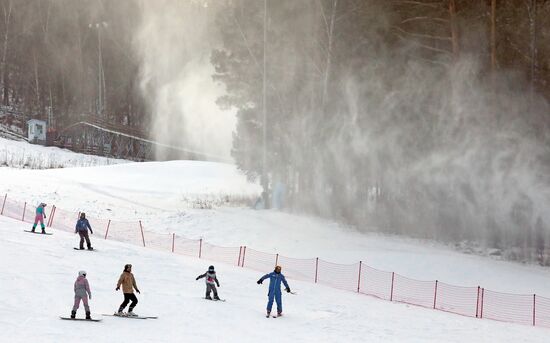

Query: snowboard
left=60, top=316, right=101, bottom=322
left=74, top=248, right=96, bottom=251
left=102, top=313, right=157, bottom=319
left=24, top=230, right=52, bottom=235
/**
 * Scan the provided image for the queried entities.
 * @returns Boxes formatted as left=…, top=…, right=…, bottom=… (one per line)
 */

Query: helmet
left=208, top=265, right=215, bottom=272
left=78, top=270, right=87, bottom=277
left=80, top=212, right=86, bottom=218
left=274, top=265, right=282, bottom=273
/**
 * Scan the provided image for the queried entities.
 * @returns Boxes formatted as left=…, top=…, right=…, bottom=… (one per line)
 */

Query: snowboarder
left=75, top=212, right=93, bottom=250
left=257, top=265, right=291, bottom=317
left=116, top=264, right=140, bottom=316
left=31, top=203, right=47, bottom=234
left=71, top=270, right=92, bottom=320
left=196, top=265, right=221, bottom=300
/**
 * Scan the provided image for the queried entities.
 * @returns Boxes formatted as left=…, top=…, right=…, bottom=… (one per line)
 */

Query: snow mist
left=135, top=0, right=235, bottom=161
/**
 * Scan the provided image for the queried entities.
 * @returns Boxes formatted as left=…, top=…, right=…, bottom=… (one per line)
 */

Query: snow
left=0, top=137, right=127, bottom=169
left=1, top=140, right=550, bottom=341
left=1, top=215, right=548, bottom=343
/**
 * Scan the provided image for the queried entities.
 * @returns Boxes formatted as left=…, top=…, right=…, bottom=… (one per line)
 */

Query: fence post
left=1, top=193, right=6, bottom=215
left=241, top=246, right=246, bottom=267
left=479, top=288, right=485, bottom=318
left=238, top=246, right=242, bottom=267
left=315, top=257, right=319, bottom=283
left=172, top=233, right=175, bottom=253
left=357, top=261, right=362, bottom=293
left=199, top=239, right=202, bottom=258
left=275, top=253, right=279, bottom=267
left=22, top=202, right=26, bottom=221
left=476, top=286, right=480, bottom=318
left=47, top=205, right=55, bottom=227
left=139, top=221, right=145, bottom=247
left=390, top=272, right=395, bottom=301
left=49, top=206, right=57, bottom=227
left=433, top=280, right=438, bottom=309
left=104, top=220, right=111, bottom=239
left=533, top=294, right=536, bottom=326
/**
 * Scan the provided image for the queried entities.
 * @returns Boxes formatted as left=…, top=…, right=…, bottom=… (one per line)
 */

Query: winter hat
left=208, top=265, right=215, bottom=272
left=80, top=212, right=86, bottom=218
left=124, top=264, right=132, bottom=272
left=78, top=270, right=87, bottom=277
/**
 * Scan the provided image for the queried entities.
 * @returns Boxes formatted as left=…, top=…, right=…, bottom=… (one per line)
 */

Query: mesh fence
left=0, top=193, right=546, bottom=329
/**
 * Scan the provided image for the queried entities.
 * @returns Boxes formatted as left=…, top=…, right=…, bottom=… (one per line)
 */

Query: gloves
left=196, top=277, right=200, bottom=280
left=90, top=230, right=94, bottom=234
left=89, top=294, right=92, bottom=300
left=286, top=287, right=291, bottom=293
left=116, top=286, right=120, bottom=291
left=217, top=283, right=220, bottom=287
left=257, top=280, right=263, bottom=284
left=136, top=289, right=141, bottom=294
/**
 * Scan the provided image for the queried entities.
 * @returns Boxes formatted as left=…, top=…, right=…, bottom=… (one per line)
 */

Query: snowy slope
left=1, top=215, right=548, bottom=343
left=2, top=159, right=550, bottom=298
left=0, top=137, right=127, bottom=169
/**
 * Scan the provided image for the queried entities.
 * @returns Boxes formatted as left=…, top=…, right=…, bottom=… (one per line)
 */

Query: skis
left=60, top=316, right=101, bottom=322
left=24, top=230, right=52, bottom=235
left=266, top=314, right=282, bottom=318
left=74, top=247, right=96, bottom=251
left=204, top=297, right=226, bottom=302
left=102, top=313, right=158, bottom=320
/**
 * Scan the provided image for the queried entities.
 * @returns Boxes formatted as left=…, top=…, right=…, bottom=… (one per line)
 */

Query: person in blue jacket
left=75, top=212, right=93, bottom=250
left=257, top=265, right=291, bottom=317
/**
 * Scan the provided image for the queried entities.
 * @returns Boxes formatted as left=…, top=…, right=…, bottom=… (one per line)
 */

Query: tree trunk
left=1, top=0, right=12, bottom=106
left=490, top=0, right=497, bottom=72
left=449, top=0, right=459, bottom=60
left=321, top=0, right=338, bottom=109
left=526, top=0, right=538, bottom=100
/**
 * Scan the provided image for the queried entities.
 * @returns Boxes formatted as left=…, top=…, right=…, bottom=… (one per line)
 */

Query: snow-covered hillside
left=1, top=215, right=548, bottom=343
left=1, top=158, right=550, bottom=298
left=0, top=137, right=126, bottom=169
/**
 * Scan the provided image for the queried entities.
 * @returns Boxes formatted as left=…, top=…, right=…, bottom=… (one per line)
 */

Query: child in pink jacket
left=71, top=271, right=92, bottom=319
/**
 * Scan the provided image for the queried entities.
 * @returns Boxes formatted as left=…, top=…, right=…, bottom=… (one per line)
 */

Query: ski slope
left=1, top=159, right=550, bottom=297
left=1, top=215, right=548, bottom=343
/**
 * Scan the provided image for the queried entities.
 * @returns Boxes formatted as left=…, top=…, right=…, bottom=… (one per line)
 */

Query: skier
left=196, top=265, right=221, bottom=300
left=71, top=270, right=92, bottom=320
left=75, top=212, right=93, bottom=250
left=116, top=264, right=140, bottom=316
left=257, top=265, right=291, bottom=317
left=31, top=203, right=47, bottom=234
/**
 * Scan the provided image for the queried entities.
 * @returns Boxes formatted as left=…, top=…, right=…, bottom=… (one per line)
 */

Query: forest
left=0, top=0, right=549, bottom=261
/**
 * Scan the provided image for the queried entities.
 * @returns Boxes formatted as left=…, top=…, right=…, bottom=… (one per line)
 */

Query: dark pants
left=119, top=293, right=138, bottom=312
left=79, top=231, right=91, bottom=249
left=206, top=284, right=218, bottom=298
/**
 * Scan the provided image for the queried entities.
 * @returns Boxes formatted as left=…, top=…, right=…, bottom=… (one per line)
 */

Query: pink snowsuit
left=73, top=276, right=91, bottom=312
left=32, top=204, right=46, bottom=231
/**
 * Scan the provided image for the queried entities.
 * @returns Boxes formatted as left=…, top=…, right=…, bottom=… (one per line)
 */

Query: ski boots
left=205, top=295, right=213, bottom=300
left=85, top=311, right=91, bottom=320
left=214, top=295, right=220, bottom=301
left=127, top=311, right=138, bottom=317
left=70, top=310, right=76, bottom=319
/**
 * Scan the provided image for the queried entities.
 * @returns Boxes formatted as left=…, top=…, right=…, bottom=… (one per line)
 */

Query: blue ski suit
left=258, top=272, right=290, bottom=313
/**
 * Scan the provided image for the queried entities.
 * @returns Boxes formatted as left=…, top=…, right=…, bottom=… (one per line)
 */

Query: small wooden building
left=27, top=119, right=47, bottom=143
